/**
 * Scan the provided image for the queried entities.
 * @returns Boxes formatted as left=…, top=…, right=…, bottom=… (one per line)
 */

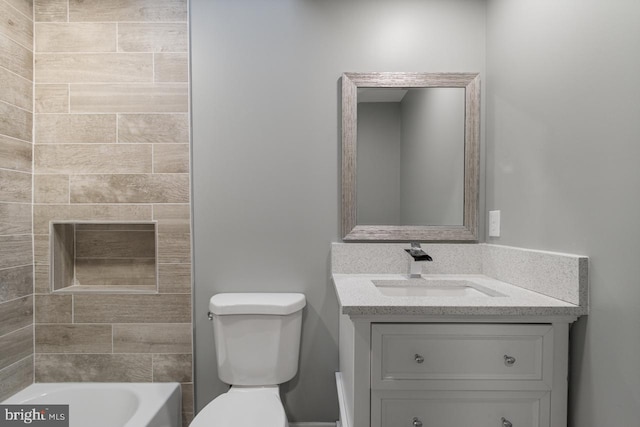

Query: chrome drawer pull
left=412, top=417, right=423, bottom=427
left=504, top=355, right=516, bottom=366
left=501, top=417, right=513, bottom=427
left=414, top=354, right=424, bottom=364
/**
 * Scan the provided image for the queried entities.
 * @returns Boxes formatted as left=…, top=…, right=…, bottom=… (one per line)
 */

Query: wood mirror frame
left=341, top=72, right=480, bottom=241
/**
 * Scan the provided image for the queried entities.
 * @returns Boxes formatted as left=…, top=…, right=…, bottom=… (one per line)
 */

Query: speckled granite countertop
left=331, top=243, right=589, bottom=317
left=333, top=273, right=586, bottom=317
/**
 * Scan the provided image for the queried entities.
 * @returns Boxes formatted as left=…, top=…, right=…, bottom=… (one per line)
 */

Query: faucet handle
left=405, top=244, right=433, bottom=262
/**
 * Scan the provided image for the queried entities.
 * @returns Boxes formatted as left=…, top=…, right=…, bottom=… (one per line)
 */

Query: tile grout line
left=0, top=166, right=32, bottom=175
left=0, top=293, right=32, bottom=308
left=0, top=323, right=33, bottom=341
left=0, top=19, right=34, bottom=52
left=0, top=99, right=35, bottom=114
left=0, top=63, right=33, bottom=84
left=34, top=21, right=189, bottom=25
left=3, top=0, right=33, bottom=21
left=0, top=354, right=34, bottom=377
left=0, top=132, right=32, bottom=144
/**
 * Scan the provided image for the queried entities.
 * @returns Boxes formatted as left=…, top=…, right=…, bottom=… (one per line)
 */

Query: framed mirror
left=341, top=72, right=480, bottom=241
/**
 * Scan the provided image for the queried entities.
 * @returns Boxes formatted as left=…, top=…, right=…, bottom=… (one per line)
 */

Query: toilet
left=190, top=292, right=306, bottom=427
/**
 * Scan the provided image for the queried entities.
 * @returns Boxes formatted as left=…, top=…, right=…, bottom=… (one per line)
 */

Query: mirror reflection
left=356, top=88, right=465, bottom=226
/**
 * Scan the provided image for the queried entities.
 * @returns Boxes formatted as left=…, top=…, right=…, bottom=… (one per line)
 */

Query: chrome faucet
left=405, top=243, right=433, bottom=278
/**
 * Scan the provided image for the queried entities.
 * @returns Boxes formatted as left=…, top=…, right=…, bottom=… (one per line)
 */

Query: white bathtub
left=3, top=383, right=181, bottom=427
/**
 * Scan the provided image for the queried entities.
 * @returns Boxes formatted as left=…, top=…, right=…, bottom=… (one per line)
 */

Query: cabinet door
left=372, top=390, right=550, bottom=427
left=372, top=323, right=553, bottom=390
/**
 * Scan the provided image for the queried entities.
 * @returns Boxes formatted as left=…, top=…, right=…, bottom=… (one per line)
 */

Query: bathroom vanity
left=332, top=243, right=588, bottom=427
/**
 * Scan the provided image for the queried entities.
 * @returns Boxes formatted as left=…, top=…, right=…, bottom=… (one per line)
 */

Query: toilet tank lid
left=209, top=293, right=306, bottom=316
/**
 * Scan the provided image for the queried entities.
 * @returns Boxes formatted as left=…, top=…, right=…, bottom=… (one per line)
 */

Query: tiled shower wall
left=0, top=0, right=34, bottom=401
left=31, top=0, right=193, bottom=423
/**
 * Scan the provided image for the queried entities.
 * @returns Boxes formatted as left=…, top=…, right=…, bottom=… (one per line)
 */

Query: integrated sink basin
left=372, top=277, right=505, bottom=298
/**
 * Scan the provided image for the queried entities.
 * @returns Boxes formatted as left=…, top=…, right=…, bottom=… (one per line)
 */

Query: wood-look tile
left=152, top=353, right=192, bottom=382
left=35, top=354, right=152, bottom=382
left=0, top=169, right=31, bottom=203
left=35, top=144, right=152, bottom=174
left=35, top=53, right=153, bottom=83
left=0, top=355, right=33, bottom=402
left=0, top=135, right=32, bottom=171
left=0, top=67, right=32, bottom=111
left=0, top=296, right=32, bottom=336
left=154, top=54, right=188, bottom=82
left=34, top=0, right=67, bottom=22
left=75, top=229, right=155, bottom=258
left=51, top=223, right=73, bottom=291
left=157, top=264, right=190, bottom=294
left=0, top=202, right=31, bottom=235
left=33, top=204, right=153, bottom=234
left=34, top=174, right=69, bottom=203
left=118, top=113, right=188, bottom=143
left=70, top=83, right=188, bottom=113
left=0, top=1, right=33, bottom=49
left=70, top=174, right=189, bottom=204
left=0, top=235, right=32, bottom=269
left=113, top=323, right=191, bottom=353
left=36, top=23, right=116, bottom=53
left=153, top=204, right=190, bottom=233
left=35, top=114, right=116, bottom=143
left=0, top=265, right=32, bottom=303
left=153, top=144, right=189, bottom=173
left=0, top=101, right=32, bottom=142
left=0, top=326, right=33, bottom=371
left=75, top=258, right=156, bottom=287
left=181, top=383, right=193, bottom=413
left=0, top=32, right=32, bottom=79
left=35, top=84, right=69, bottom=113
left=35, top=324, right=112, bottom=354
left=34, top=264, right=49, bottom=294
left=76, top=223, right=154, bottom=231
left=157, top=233, right=190, bottom=264
left=33, top=234, right=49, bottom=266
left=70, top=0, right=187, bottom=22
left=50, top=226, right=72, bottom=291
left=74, top=294, right=191, bottom=323
left=34, top=294, right=71, bottom=323
left=118, top=23, right=188, bottom=53
left=4, top=0, right=33, bottom=19
left=181, top=412, right=193, bottom=427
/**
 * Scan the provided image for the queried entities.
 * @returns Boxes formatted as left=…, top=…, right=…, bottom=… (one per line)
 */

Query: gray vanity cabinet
left=337, top=317, right=573, bottom=427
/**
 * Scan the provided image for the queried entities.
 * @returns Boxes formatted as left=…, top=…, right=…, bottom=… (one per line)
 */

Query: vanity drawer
left=371, top=390, right=550, bottom=427
left=372, top=324, right=553, bottom=390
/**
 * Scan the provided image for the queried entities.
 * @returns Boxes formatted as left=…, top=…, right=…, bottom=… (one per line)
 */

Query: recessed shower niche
left=50, top=222, right=158, bottom=293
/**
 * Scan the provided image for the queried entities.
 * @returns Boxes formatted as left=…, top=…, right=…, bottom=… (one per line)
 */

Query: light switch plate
left=489, top=210, right=501, bottom=237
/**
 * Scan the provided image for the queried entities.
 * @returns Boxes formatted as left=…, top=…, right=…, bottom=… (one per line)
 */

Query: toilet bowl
left=190, top=293, right=305, bottom=427
left=189, top=386, right=287, bottom=427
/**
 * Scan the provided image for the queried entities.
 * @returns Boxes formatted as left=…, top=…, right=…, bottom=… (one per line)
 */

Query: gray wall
left=400, top=88, right=465, bottom=225
left=486, top=0, right=640, bottom=425
left=191, top=0, right=485, bottom=421
left=357, top=102, right=402, bottom=225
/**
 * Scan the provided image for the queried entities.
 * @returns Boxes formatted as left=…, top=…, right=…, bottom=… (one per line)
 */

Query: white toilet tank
left=209, top=293, right=306, bottom=386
